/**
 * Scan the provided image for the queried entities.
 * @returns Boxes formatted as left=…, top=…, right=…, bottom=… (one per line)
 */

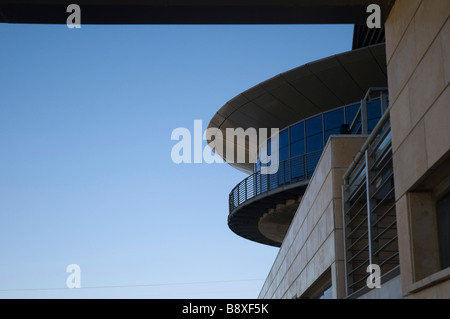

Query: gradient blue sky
left=0, top=23, right=352, bottom=298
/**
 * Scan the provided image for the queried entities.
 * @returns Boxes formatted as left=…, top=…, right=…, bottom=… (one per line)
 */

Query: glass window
left=290, top=122, right=304, bottom=142
left=278, top=160, right=290, bottom=185
left=437, top=191, right=450, bottom=269
left=367, top=98, right=381, bottom=120
left=306, top=115, right=323, bottom=136
left=305, top=115, right=323, bottom=155
left=345, top=103, right=360, bottom=124
left=279, top=146, right=289, bottom=162
left=290, top=140, right=305, bottom=157
left=324, top=108, right=345, bottom=144
left=306, top=151, right=321, bottom=177
left=367, top=98, right=382, bottom=132
left=279, top=129, right=289, bottom=148
left=306, top=133, right=323, bottom=153
left=324, top=108, right=344, bottom=131
left=290, top=156, right=304, bottom=181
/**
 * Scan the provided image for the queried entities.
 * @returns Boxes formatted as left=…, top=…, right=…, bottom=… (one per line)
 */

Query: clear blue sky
left=0, top=23, right=352, bottom=298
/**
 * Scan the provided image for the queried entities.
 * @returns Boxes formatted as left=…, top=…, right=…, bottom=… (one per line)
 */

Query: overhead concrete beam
left=0, top=0, right=395, bottom=24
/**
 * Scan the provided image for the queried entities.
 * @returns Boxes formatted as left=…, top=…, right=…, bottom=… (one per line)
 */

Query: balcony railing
left=229, top=150, right=322, bottom=213
left=342, top=94, right=399, bottom=298
left=348, top=87, right=388, bottom=135
left=228, top=87, right=390, bottom=219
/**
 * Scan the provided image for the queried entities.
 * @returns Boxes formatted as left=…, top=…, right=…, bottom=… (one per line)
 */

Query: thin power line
left=0, top=278, right=265, bottom=292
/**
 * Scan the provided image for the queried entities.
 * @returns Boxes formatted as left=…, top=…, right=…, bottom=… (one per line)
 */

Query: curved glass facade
left=256, top=98, right=384, bottom=186
left=229, top=97, right=386, bottom=213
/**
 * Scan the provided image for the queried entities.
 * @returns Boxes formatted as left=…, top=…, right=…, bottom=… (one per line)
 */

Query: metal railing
left=228, top=87, right=391, bottom=222
left=349, top=87, right=388, bottom=135
left=342, top=97, right=399, bottom=297
left=229, top=150, right=322, bottom=213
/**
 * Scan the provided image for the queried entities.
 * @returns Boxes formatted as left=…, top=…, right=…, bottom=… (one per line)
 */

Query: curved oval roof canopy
left=208, top=43, right=387, bottom=174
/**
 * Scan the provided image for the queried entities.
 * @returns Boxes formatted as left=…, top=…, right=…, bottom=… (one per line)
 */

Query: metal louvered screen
left=343, top=95, right=399, bottom=298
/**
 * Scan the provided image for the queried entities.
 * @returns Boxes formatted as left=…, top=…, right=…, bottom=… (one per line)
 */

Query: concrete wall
left=258, top=136, right=366, bottom=299
left=358, top=276, right=402, bottom=299
left=385, top=0, right=450, bottom=298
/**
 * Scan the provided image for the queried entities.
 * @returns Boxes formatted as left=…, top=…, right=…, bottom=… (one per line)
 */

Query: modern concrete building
left=2, top=0, right=449, bottom=299
left=207, top=0, right=450, bottom=299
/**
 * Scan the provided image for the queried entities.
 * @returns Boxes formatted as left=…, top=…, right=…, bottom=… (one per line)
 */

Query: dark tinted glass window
left=290, top=156, right=304, bottom=181
left=367, top=98, right=381, bottom=120
left=306, top=151, right=321, bottom=176
left=290, top=140, right=305, bottom=157
left=437, top=191, right=450, bottom=269
left=306, top=115, right=323, bottom=136
left=279, top=146, right=289, bottom=161
left=345, top=103, right=360, bottom=124
left=324, top=108, right=344, bottom=131
left=290, top=122, right=304, bottom=142
left=367, top=98, right=382, bottom=132
left=279, top=129, right=289, bottom=148
left=307, top=133, right=323, bottom=153
left=324, top=108, right=344, bottom=144
left=278, top=160, right=290, bottom=185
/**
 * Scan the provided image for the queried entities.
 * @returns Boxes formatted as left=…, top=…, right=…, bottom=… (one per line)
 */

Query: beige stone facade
left=258, top=136, right=368, bottom=299
left=386, top=0, right=450, bottom=299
